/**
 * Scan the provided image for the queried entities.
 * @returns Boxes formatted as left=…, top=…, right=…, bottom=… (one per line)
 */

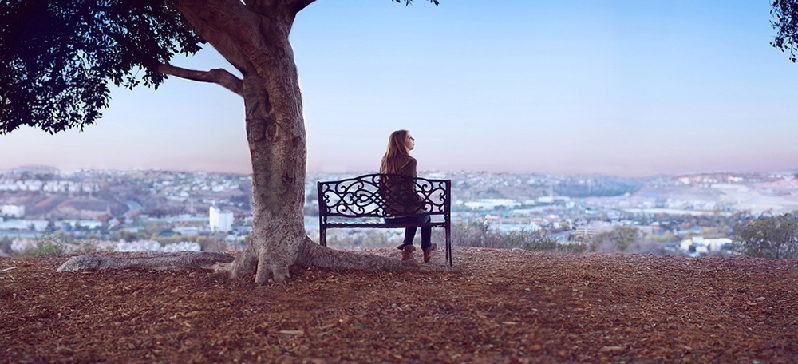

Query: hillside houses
left=1, top=167, right=796, bottom=256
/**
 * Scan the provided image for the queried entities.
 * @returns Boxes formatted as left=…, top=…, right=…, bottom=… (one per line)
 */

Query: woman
left=380, top=129, right=436, bottom=262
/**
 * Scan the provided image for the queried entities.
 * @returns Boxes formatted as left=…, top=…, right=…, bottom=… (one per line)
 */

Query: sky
left=2, top=0, right=798, bottom=177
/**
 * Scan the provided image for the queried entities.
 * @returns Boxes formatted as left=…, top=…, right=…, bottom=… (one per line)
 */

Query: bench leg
left=320, top=228, right=326, bottom=247
left=445, top=224, right=452, bottom=267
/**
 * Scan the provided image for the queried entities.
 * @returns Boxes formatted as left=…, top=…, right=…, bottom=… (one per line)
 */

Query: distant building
left=680, top=237, right=733, bottom=253
left=173, top=226, right=201, bottom=236
left=115, top=240, right=201, bottom=252
left=538, top=196, right=571, bottom=204
left=209, top=206, right=234, bottom=232
left=463, top=199, right=518, bottom=210
left=1, top=204, right=25, bottom=217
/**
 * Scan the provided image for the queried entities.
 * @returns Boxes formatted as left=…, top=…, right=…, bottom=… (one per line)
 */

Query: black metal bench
left=317, top=173, right=453, bottom=266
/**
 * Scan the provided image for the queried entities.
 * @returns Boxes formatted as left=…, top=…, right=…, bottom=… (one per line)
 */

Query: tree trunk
left=228, top=51, right=308, bottom=283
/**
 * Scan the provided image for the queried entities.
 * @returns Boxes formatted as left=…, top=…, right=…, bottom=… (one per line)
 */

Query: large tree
left=1, top=0, right=440, bottom=283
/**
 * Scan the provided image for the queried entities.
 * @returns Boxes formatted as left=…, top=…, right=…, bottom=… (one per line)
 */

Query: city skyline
left=2, top=1, right=798, bottom=177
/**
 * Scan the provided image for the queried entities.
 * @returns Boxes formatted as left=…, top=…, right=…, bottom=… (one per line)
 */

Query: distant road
left=0, top=230, right=37, bottom=239
left=125, top=200, right=143, bottom=216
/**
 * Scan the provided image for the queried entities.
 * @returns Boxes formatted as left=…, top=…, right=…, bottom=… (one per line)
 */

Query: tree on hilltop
left=733, top=213, right=798, bottom=259
left=592, top=226, right=639, bottom=253
left=1, top=0, right=442, bottom=283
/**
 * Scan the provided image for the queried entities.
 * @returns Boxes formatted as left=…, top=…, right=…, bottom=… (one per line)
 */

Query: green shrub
left=592, top=226, right=640, bottom=252
left=21, top=232, right=69, bottom=256
left=448, top=222, right=587, bottom=253
left=74, top=240, right=100, bottom=252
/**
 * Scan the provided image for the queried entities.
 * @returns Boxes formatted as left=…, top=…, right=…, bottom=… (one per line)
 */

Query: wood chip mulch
left=1, top=248, right=797, bottom=363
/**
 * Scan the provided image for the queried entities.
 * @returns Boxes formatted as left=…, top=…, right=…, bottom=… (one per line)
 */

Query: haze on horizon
left=1, top=1, right=797, bottom=177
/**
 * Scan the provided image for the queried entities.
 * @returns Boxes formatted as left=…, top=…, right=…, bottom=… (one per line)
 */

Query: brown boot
left=423, top=243, right=437, bottom=263
left=401, top=246, right=416, bottom=261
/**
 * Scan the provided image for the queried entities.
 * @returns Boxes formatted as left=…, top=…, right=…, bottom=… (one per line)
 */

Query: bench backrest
left=317, top=174, right=451, bottom=221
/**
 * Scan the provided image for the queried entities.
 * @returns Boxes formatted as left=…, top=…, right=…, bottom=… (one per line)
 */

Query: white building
left=173, top=226, right=201, bottom=236
left=538, top=196, right=571, bottom=204
left=463, top=199, right=519, bottom=210
left=115, top=240, right=201, bottom=252
left=209, top=206, right=234, bottom=232
left=1, top=204, right=25, bottom=217
left=680, top=237, right=733, bottom=253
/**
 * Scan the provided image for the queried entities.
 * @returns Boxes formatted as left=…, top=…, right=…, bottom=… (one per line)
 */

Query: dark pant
left=386, top=215, right=432, bottom=250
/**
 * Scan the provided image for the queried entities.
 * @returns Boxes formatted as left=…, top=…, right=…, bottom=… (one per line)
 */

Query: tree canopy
left=771, top=0, right=798, bottom=62
left=592, top=225, right=640, bottom=253
left=0, top=0, right=203, bottom=134
left=733, top=213, right=798, bottom=259
left=0, top=0, right=441, bottom=136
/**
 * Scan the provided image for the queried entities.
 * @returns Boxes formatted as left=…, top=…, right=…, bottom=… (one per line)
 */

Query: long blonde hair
left=381, top=129, right=410, bottom=174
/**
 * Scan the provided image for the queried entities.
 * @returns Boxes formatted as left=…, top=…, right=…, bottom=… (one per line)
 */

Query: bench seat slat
left=322, top=222, right=447, bottom=228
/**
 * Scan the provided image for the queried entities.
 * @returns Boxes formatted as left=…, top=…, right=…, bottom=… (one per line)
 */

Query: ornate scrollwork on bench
left=319, top=174, right=448, bottom=218
left=317, top=173, right=453, bottom=266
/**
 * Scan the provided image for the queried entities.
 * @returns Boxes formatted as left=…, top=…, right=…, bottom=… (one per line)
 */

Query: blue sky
left=1, top=0, right=797, bottom=176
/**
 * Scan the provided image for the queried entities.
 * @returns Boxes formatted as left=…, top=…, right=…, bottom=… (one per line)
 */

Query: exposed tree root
left=295, top=236, right=448, bottom=273
left=223, top=223, right=305, bottom=284
left=216, top=236, right=458, bottom=283
left=57, top=238, right=456, bottom=282
left=57, top=252, right=235, bottom=272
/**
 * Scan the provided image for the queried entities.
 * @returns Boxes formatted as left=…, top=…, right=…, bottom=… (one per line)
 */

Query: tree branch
left=157, top=63, right=244, bottom=96
left=174, top=0, right=254, bottom=72
left=288, top=0, right=317, bottom=16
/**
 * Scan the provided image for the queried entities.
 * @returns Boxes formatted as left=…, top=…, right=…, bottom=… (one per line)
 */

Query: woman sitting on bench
left=380, top=129, right=436, bottom=262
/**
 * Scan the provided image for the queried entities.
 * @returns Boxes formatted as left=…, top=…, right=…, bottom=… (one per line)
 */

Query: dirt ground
left=1, top=248, right=797, bottom=363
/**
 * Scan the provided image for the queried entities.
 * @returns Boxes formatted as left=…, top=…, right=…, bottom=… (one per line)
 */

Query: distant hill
left=16, top=196, right=127, bottom=219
